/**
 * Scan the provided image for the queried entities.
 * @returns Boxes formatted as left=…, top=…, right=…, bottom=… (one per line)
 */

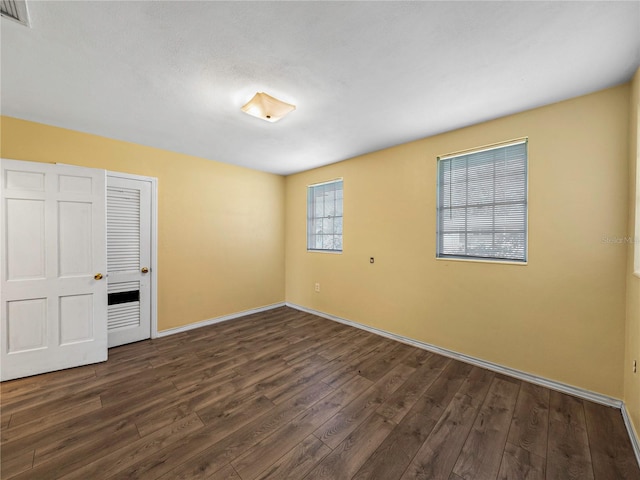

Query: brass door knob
left=141, top=267, right=149, bottom=274
left=94, top=273, right=103, bottom=280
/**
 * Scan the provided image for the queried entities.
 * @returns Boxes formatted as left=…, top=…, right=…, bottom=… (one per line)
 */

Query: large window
left=437, top=139, right=528, bottom=262
left=307, top=179, right=343, bottom=252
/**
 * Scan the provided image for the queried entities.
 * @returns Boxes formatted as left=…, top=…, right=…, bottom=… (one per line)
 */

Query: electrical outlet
left=314, top=283, right=320, bottom=293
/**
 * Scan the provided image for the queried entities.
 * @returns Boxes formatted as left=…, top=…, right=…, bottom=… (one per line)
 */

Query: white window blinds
left=437, top=140, right=527, bottom=262
left=307, top=179, right=343, bottom=252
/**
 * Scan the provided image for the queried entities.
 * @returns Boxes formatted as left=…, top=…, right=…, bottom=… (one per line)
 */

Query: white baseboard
left=156, top=302, right=285, bottom=337
left=287, top=302, right=640, bottom=468
left=622, top=403, right=640, bottom=467
left=286, top=302, right=623, bottom=409
left=152, top=300, right=640, bottom=468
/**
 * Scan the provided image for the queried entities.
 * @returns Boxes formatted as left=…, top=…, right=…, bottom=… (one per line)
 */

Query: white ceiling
left=1, top=1, right=639, bottom=175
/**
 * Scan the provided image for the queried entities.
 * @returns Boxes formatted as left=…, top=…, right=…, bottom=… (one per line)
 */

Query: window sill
left=307, top=249, right=342, bottom=255
left=436, top=256, right=527, bottom=266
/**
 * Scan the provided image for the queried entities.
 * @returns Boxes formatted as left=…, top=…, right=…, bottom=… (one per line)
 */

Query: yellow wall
left=0, top=116, right=286, bottom=331
left=2, top=82, right=636, bottom=406
left=286, top=85, right=630, bottom=399
left=626, top=68, right=640, bottom=440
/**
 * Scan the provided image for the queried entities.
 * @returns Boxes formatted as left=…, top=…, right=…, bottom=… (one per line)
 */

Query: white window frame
left=436, top=138, right=528, bottom=264
left=307, top=178, right=343, bottom=253
left=634, top=110, right=640, bottom=277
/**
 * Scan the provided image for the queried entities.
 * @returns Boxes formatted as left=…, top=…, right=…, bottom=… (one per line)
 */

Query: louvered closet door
left=106, top=175, right=151, bottom=347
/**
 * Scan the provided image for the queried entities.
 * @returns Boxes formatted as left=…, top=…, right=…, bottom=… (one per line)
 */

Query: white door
left=1, top=159, right=108, bottom=381
left=106, top=175, right=151, bottom=347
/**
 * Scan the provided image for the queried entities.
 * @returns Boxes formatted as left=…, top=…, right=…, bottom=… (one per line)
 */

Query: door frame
left=106, top=171, right=159, bottom=340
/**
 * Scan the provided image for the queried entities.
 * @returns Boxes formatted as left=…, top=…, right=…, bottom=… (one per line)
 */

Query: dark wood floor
left=1, top=306, right=639, bottom=480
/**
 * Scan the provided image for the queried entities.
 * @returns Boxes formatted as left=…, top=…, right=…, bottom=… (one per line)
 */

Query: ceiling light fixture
left=241, top=92, right=295, bottom=123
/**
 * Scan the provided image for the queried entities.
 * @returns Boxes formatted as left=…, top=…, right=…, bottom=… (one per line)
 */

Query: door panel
left=58, top=201, right=93, bottom=275
left=7, top=298, right=47, bottom=352
left=59, top=294, right=94, bottom=344
left=106, top=175, right=151, bottom=347
left=6, top=198, right=46, bottom=280
left=1, top=159, right=108, bottom=381
left=5, top=169, right=45, bottom=190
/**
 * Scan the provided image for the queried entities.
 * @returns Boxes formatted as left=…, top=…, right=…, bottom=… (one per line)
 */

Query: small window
left=307, top=179, right=343, bottom=252
left=437, top=139, right=528, bottom=262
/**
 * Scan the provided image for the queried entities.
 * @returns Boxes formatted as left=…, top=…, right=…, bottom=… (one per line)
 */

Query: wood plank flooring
left=1, top=306, right=638, bottom=480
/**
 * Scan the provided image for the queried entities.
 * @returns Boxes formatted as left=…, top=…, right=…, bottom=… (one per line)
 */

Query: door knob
left=94, top=273, right=103, bottom=280
left=141, top=267, right=149, bottom=274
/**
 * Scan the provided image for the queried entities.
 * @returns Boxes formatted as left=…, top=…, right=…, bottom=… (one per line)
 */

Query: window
left=307, top=179, right=343, bottom=252
left=437, top=139, right=528, bottom=262
left=635, top=110, right=640, bottom=277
